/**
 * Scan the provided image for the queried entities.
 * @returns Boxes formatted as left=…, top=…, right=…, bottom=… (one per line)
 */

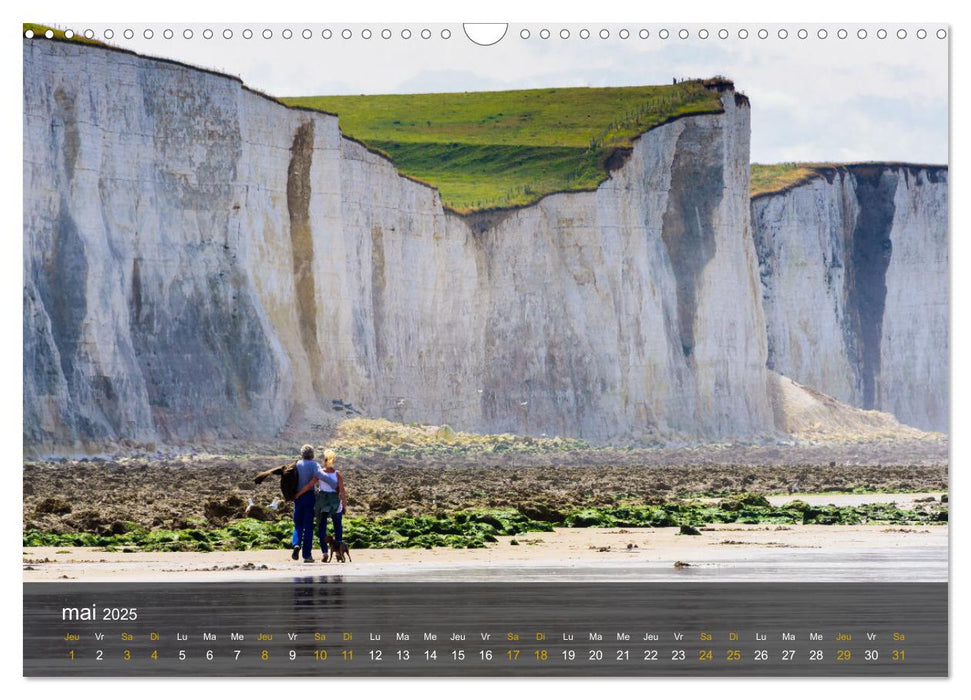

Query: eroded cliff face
left=752, top=165, right=948, bottom=432
left=24, top=40, right=775, bottom=454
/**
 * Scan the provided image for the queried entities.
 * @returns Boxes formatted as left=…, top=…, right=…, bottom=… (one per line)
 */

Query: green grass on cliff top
left=750, top=163, right=848, bottom=198
left=749, top=161, right=947, bottom=198
left=282, top=82, right=725, bottom=213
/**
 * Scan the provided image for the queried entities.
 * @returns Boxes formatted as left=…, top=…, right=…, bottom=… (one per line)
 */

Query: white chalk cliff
left=23, top=40, right=945, bottom=455
left=752, top=165, right=948, bottom=432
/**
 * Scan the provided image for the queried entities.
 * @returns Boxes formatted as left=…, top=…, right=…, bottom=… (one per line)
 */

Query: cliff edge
left=752, top=164, right=948, bottom=432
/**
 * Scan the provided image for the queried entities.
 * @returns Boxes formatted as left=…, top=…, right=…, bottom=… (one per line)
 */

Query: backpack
left=254, top=460, right=300, bottom=501
left=279, top=462, right=299, bottom=501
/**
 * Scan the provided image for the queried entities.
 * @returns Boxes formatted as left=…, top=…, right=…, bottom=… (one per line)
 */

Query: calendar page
left=21, top=20, right=949, bottom=678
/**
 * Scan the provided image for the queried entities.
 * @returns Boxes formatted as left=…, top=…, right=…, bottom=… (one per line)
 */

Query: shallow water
left=275, top=545, right=945, bottom=583
left=25, top=545, right=947, bottom=584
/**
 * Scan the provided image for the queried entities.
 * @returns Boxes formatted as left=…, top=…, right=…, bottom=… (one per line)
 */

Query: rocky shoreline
left=24, top=441, right=947, bottom=538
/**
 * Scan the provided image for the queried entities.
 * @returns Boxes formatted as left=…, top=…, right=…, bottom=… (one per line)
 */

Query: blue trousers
left=291, top=492, right=316, bottom=560
left=317, top=511, right=344, bottom=554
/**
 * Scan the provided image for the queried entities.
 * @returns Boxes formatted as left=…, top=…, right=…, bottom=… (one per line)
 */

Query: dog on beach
left=323, top=536, right=351, bottom=563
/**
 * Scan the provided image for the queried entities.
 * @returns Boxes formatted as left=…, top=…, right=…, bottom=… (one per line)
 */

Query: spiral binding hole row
left=24, top=26, right=948, bottom=42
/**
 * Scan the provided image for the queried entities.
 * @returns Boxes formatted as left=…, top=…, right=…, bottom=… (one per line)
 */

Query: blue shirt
left=295, top=459, right=319, bottom=492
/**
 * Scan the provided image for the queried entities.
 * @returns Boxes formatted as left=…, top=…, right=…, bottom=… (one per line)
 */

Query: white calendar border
left=5, top=0, right=962, bottom=697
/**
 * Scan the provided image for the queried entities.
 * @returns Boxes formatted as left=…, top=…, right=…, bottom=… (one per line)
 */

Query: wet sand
left=23, top=520, right=947, bottom=583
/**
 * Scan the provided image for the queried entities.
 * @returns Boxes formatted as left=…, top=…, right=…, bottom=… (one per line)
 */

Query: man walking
left=291, top=444, right=322, bottom=563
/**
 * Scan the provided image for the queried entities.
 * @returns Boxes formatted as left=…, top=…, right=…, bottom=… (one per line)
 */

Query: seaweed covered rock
left=565, top=509, right=611, bottom=528
left=244, top=504, right=276, bottom=522
left=515, top=501, right=565, bottom=523
left=65, top=509, right=112, bottom=535
left=23, top=499, right=949, bottom=552
left=718, top=493, right=771, bottom=511
left=203, top=494, right=247, bottom=525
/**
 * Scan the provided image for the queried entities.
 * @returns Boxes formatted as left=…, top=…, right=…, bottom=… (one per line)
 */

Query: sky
left=50, top=21, right=950, bottom=165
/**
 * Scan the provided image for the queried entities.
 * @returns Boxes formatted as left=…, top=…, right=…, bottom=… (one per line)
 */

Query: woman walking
left=315, top=449, right=347, bottom=561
